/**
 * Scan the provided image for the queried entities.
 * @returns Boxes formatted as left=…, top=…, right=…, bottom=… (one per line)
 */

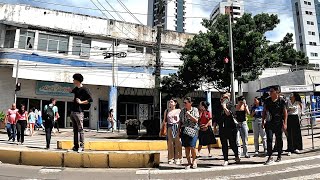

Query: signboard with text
left=36, top=81, right=73, bottom=97
left=280, top=85, right=314, bottom=93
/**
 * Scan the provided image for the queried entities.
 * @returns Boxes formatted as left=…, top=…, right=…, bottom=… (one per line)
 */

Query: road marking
left=136, top=155, right=320, bottom=175
left=281, top=173, right=320, bottom=180
left=39, top=168, right=62, bottom=174
left=212, top=164, right=320, bottom=179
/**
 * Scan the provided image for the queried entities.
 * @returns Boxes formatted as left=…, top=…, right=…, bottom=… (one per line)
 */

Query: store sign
left=281, top=85, right=314, bottom=93
left=36, top=81, right=74, bottom=97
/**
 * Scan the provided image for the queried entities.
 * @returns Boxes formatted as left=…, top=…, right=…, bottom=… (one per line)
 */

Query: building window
left=306, top=11, right=313, bottom=15
left=37, top=33, right=69, bottom=54
left=308, top=2, right=311, bottom=5
left=128, top=45, right=144, bottom=53
left=308, top=31, right=316, bottom=35
left=309, top=42, right=317, bottom=46
left=311, top=52, right=318, bottom=57
left=304, top=1, right=307, bottom=4
left=4, top=29, right=16, bottom=48
left=307, top=21, right=315, bottom=25
left=72, top=38, right=91, bottom=57
left=18, top=30, right=35, bottom=50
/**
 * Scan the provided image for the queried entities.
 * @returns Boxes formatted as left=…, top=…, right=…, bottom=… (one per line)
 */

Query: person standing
left=287, top=93, right=303, bottom=156
left=70, top=73, right=93, bottom=153
left=43, top=98, right=59, bottom=149
left=215, top=93, right=240, bottom=166
left=16, top=104, right=28, bottom=145
left=28, top=108, right=37, bottom=136
left=108, top=109, right=115, bottom=133
left=262, top=86, right=287, bottom=165
left=5, top=103, right=18, bottom=142
left=180, top=97, right=200, bottom=169
left=197, top=101, right=216, bottom=158
left=251, top=97, right=267, bottom=157
left=161, top=98, right=182, bottom=165
left=235, top=96, right=251, bottom=158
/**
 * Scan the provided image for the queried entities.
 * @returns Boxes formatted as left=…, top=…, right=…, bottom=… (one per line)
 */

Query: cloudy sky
left=4, top=0, right=294, bottom=42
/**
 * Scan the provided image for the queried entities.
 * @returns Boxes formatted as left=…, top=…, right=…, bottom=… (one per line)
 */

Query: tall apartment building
left=292, top=0, right=320, bottom=65
left=147, top=0, right=192, bottom=33
left=210, top=0, right=244, bottom=22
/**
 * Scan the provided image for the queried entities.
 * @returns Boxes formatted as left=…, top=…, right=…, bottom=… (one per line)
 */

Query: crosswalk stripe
left=212, top=164, right=320, bottom=179
left=281, top=173, right=320, bottom=180
left=136, top=155, right=320, bottom=175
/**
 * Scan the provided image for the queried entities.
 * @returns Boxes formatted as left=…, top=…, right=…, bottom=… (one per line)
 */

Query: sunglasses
left=183, top=101, right=189, bottom=104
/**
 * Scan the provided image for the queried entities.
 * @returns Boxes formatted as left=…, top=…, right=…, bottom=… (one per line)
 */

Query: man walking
left=70, top=73, right=92, bottom=153
left=5, top=103, right=18, bottom=142
left=43, top=98, right=58, bottom=149
left=262, top=86, right=287, bottom=165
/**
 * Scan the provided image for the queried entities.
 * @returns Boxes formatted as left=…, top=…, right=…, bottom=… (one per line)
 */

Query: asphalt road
left=1, top=150, right=320, bottom=180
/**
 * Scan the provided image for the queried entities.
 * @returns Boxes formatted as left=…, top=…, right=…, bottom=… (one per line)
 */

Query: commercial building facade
left=0, top=3, right=199, bottom=130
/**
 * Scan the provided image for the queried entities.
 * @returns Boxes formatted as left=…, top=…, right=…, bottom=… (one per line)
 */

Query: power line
left=116, top=0, right=144, bottom=24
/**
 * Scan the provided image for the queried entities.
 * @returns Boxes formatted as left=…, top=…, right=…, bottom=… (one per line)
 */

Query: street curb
left=0, top=147, right=159, bottom=168
left=56, top=136, right=256, bottom=151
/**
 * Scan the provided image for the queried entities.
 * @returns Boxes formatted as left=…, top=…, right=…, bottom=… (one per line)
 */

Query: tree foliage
left=161, top=13, right=308, bottom=96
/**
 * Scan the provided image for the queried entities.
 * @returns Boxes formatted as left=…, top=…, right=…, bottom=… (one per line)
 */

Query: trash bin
left=125, top=119, right=140, bottom=136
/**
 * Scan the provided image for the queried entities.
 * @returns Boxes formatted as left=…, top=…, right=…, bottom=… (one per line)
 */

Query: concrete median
left=0, top=147, right=159, bottom=168
left=56, top=136, right=256, bottom=151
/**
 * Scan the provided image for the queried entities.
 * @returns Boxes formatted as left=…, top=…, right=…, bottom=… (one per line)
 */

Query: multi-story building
left=292, top=0, right=320, bottom=65
left=210, top=0, right=244, bottom=22
left=0, top=3, right=198, bottom=130
left=147, top=0, right=192, bottom=33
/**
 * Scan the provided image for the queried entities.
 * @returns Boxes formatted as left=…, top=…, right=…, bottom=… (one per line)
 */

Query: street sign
left=280, top=85, right=314, bottom=93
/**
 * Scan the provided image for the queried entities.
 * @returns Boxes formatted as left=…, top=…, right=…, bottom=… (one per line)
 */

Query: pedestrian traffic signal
left=15, top=83, right=21, bottom=91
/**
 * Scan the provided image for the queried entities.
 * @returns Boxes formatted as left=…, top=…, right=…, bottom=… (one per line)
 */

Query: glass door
left=99, top=100, right=109, bottom=129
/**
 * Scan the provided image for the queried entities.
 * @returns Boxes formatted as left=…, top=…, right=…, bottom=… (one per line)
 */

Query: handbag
left=183, top=126, right=197, bottom=137
left=160, top=122, right=167, bottom=137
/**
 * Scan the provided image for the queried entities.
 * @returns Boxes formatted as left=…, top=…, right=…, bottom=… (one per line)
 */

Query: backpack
left=44, top=105, right=55, bottom=122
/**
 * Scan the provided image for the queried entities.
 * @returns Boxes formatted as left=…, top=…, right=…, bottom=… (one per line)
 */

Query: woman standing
left=251, top=97, right=267, bottom=156
left=28, top=108, right=36, bottom=136
left=161, top=98, right=182, bottom=165
left=108, top=109, right=115, bottom=133
left=216, top=93, right=240, bottom=166
left=287, top=92, right=303, bottom=156
left=197, top=101, right=216, bottom=158
left=180, top=97, right=200, bottom=169
left=235, top=96, right=251, bottom=158
left=16, top=104, right=28, bottom=145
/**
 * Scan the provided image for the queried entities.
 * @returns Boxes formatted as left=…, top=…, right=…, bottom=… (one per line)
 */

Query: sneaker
left=168, top=159, right=174, bottom=165
left=275, top=157, right=282, bottom=162
left=223, top=161, right=229, bottom=166
left=288, top=152, right=291, bottom=156
left=264, top=157, right=274, bottom=165
left=175, top=159, right=181, bottom=165
left=254, top=152, right=259, bottom=157
left=294, top=150, right=300, bottom=154
left=235, top=156, right=241, bottom=164
left=245, top=154, right=250, bottom=158
left=185, top=165, right=191, bottom=170
left=77, top=147, right=84, bottom=153
left=192, top=162, right=197, bottom=169
left=208, top=153, right=213, bottom=158
left=8, top=137, right=12, bottom=141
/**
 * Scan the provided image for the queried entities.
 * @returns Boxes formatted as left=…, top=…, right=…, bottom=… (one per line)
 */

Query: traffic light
left=15, top=83, right=21, bottom=91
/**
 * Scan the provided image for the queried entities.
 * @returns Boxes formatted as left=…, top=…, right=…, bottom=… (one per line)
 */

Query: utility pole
left=14, top=59, right=20, bottom=104
left=227, top=5, right=236, bottom=105
left=154, top=0, right=164, bottom=130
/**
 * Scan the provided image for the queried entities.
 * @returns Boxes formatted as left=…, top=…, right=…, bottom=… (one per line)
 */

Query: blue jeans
left=236, top=121, right=249, bottom=156
left=7, top=123, right=16, bottom=141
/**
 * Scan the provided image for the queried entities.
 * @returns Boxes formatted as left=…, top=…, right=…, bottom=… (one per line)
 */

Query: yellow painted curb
left=21, top=150, right=62, bottom=167
left=109, top=152, right=159, bottom=168
left=57, top=136, right=257, bottom=151
left=0, top=148, right=160, bottom=168
left=0, top=149, right=20, bottom=164
left=83, top=153, right=108, bottom=168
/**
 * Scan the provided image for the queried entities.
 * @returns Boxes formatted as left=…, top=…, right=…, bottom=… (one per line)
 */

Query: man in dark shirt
left=70, top=73, right=93, bottom=153
left=262, top=86, right=287, bottom=165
